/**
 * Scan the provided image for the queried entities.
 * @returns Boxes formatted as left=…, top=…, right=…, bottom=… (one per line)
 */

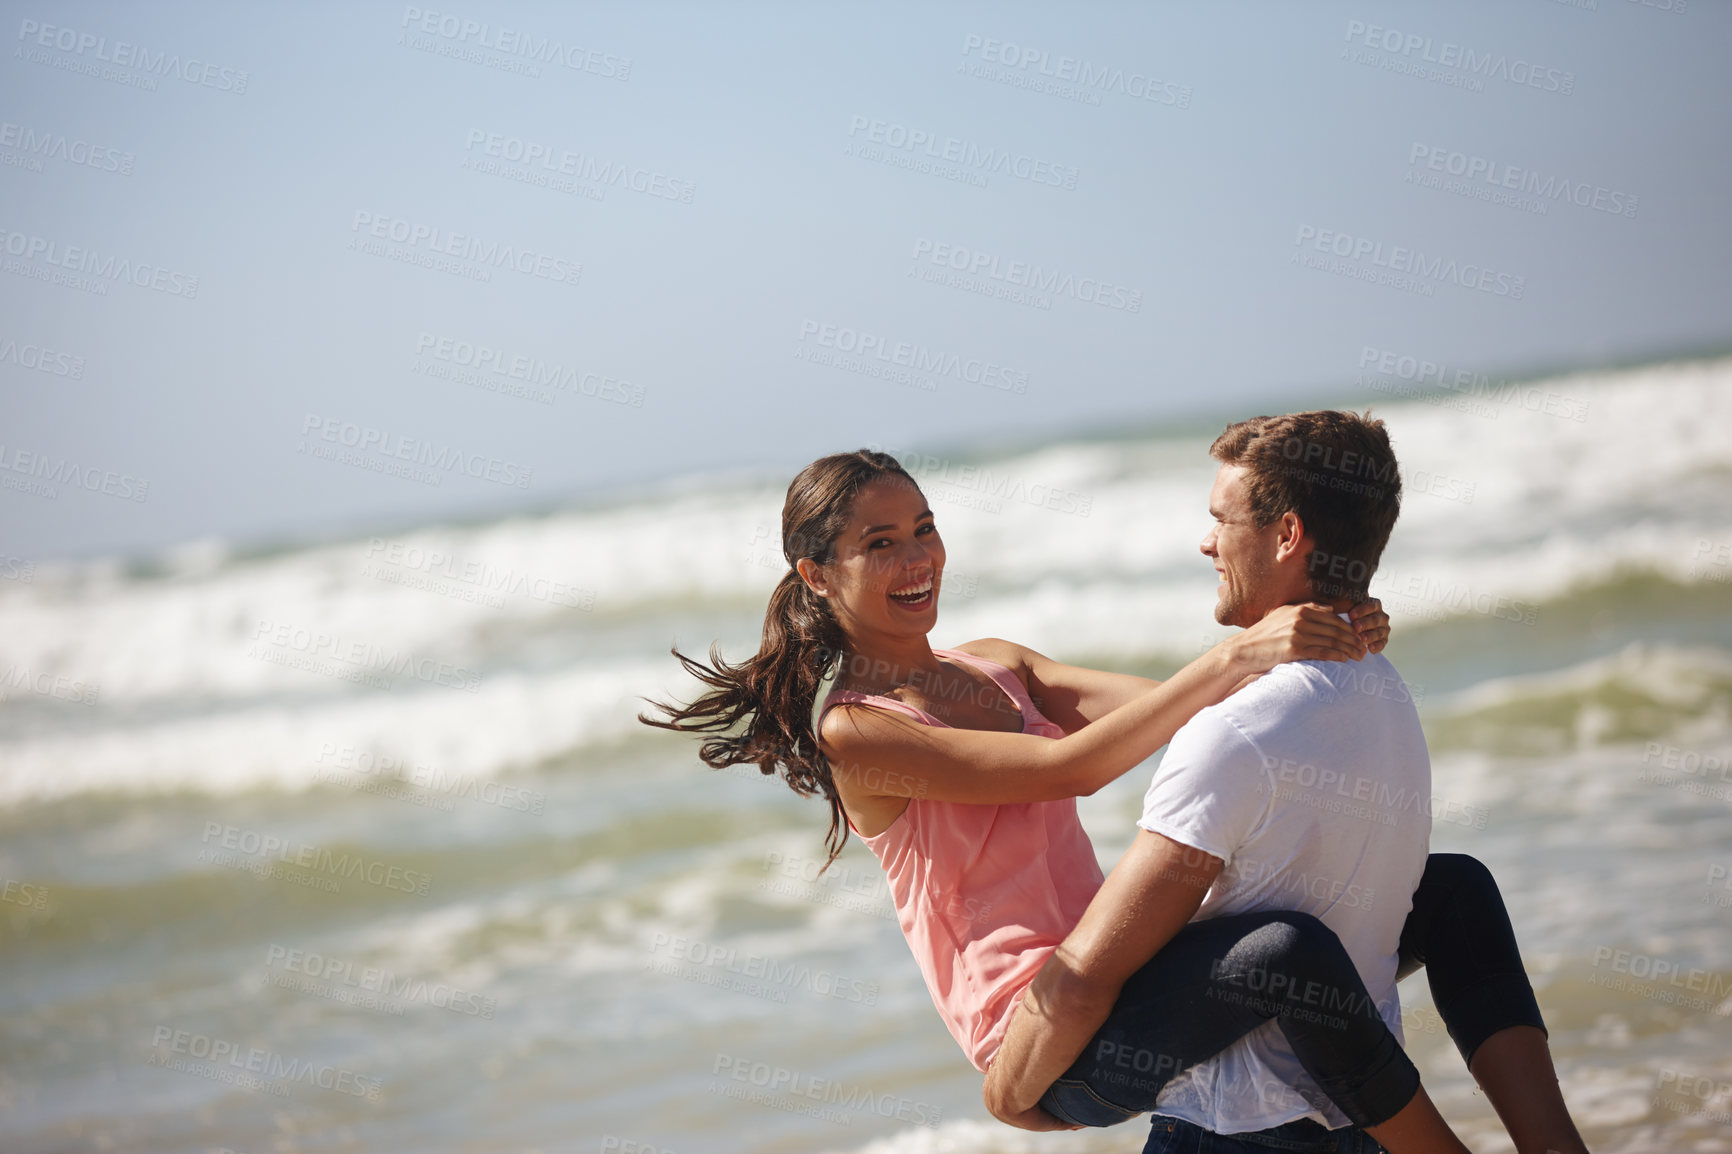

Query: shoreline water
left=3, top=356, right=1731, bottom=1152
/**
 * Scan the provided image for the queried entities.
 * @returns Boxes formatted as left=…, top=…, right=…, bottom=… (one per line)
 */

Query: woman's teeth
left=889, top=578, right=933, bottom=605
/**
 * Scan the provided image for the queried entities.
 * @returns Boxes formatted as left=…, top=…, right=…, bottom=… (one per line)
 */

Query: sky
left=2, top=0, right=1728, bottom=562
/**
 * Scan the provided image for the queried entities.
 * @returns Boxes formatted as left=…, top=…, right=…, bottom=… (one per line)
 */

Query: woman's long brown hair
left=638, top=449, right=921, bottom=868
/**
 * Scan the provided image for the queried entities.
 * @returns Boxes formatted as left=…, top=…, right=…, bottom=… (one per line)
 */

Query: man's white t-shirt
left=1138, top=650, right=1432, bottom=1134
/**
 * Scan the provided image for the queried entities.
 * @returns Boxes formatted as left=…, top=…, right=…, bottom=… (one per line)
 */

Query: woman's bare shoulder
left=948, top=637, right=1038, bottom=677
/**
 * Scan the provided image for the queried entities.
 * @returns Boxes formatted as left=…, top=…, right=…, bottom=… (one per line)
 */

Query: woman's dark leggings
left=1036, top=853, right=1547, bottom=1130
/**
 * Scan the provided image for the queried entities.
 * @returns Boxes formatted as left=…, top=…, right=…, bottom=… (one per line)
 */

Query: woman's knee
left=1423, top=852, right=1496, bottom=901
left=1226, top=910, right=1345, bottom=974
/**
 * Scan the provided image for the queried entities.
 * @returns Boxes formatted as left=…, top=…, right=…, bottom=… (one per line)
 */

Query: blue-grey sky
left=3, top=0, right=1727, bottom=561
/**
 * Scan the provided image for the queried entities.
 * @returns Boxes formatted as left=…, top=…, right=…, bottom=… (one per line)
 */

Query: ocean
left=3, top=356, right=1732, bottom=1153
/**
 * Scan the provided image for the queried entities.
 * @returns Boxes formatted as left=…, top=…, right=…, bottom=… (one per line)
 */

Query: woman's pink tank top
left=818, top=647, right=1105, bottom=1071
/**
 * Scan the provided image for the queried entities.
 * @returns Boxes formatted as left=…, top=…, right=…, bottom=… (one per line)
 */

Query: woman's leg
left=1037, top=909, right=1436, bottom=1135
left=1398, top=853, right=1589, bottom=1154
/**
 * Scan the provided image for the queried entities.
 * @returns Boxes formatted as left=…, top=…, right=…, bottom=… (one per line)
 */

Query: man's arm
left=982, top=829, right=1224, bottom=1127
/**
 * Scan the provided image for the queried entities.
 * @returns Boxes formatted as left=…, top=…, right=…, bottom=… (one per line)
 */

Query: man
left=982, top=410, right=1464, bottom=1150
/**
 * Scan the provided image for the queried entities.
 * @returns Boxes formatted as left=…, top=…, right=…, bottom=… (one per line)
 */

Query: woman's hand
left=1348, top=597, right=1390, bottom=655
left=1223, top=602, right=1367, bottom=674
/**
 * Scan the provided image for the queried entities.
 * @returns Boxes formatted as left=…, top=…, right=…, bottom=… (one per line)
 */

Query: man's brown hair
left=1209, top=410, right=1401, bottom=603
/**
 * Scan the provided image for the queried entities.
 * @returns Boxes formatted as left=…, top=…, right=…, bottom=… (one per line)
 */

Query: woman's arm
left=820, top=603, right=1364, bottom=807
left=955, top=641, right=1159, bottom=734
left=962, top=598, right=1393, bottom=733
left=984, top=829, right=1221, bottom=1121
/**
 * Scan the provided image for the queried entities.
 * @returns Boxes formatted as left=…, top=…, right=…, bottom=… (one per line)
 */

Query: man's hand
left=980, top=1078, right=1081, bottom=1131
left=981, top=830, right=1224, bottom=1121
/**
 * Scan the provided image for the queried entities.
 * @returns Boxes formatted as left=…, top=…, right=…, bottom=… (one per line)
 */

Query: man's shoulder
left=1195, top=660, right=1333, bottom=728
left=1306, top=653, right=1422, bottom=717
left=1252, top=653, right=1410, bottom=709
left=1187, top=654, right=1417, bottom=742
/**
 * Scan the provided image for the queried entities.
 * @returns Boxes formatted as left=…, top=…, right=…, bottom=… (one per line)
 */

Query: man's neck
left=1288, top=593, right=1355, bottom=614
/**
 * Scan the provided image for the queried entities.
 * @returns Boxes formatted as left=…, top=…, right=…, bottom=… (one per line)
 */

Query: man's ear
left=795, top=557, right=830, bottom=598
left=1273, top=510, right=1309, bottom=564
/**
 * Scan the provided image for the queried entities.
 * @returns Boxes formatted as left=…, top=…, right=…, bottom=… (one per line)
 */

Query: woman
left=643, top=450, right=1587, bottom=1154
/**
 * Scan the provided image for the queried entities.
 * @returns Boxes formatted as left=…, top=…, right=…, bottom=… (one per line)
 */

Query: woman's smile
left=887, top=572, right=936, bottom=610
